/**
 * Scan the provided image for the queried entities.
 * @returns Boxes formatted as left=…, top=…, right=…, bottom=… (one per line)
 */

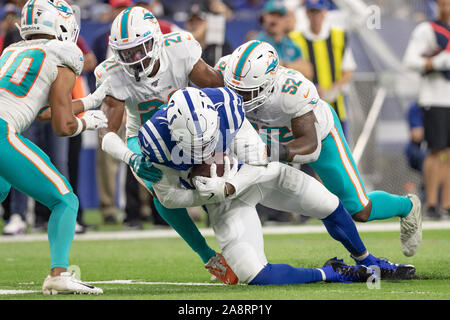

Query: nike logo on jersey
left=303, top=88, right=310, bottom=98
left=208, top=193, right=215, bottom=200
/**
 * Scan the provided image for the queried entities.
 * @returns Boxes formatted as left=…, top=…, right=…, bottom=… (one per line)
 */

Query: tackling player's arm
left=38, top=78, right=112, bottom=121
left=283, top=111, right=322, bottom=163
left=48, top=67, right=86, bottom=136
left=189, top=58, right=225, bottom=88
left=49, top=67, right=108, bottom=137
left=99, top=95, right=125, bottom=139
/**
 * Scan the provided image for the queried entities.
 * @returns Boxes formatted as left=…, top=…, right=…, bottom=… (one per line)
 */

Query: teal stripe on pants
left=0, top=119, right=77, bottom=269
left=309, top=105, right=369, bottom=214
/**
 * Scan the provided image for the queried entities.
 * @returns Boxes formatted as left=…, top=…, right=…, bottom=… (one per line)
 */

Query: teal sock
left=366, top=191, right=412, bottom=221
left=47, top=193, right=78, bottom=269
left=153, top=198, right=216, bottom=264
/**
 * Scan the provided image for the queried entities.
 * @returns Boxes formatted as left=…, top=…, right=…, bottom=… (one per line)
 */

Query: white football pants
left=205, top=161, right=339, bottom=283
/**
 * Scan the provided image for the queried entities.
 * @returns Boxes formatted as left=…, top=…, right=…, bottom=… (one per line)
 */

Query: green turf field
left=0, top=225, right=449, bottom=300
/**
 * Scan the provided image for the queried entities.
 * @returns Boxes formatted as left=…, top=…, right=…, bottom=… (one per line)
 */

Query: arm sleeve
left=101, top=131, right=134, bottom=164
left=182, top=31, right=203, bottom=74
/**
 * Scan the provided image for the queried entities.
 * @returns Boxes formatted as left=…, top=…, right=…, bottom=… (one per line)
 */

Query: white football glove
left=193, top=155, right=238, bottom=203
left=80, top=110, right=108, bottom=130
left=431, top=51, right=450, bottom=71
left=80, top=78, right=111, bottom=111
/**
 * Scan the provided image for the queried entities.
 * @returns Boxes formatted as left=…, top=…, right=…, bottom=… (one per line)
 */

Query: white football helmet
left=109, top=7, right=163, bottom=81
left=166, top=88, right=220, bottom=162
left=224, top=40, right=279, bottom=112
left=19, top=0, right=79, bottom=43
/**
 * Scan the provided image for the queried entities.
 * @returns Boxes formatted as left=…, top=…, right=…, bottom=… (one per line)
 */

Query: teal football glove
left=129, top=154, right=162, bottom=183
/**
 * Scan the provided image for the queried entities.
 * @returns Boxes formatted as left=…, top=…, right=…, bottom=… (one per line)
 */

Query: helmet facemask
left=110, top=34, right=161, bottom=82
left=225, top=76, right=275, bottom=113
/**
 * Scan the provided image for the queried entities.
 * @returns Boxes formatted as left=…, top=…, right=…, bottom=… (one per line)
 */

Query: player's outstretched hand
left=193, top=156, right=237, bottom=202
left=80, top=78, right=112, bottom=111
left=129, top=154, right=163, bottom=183
left=81, top=110, right=108, bottom=130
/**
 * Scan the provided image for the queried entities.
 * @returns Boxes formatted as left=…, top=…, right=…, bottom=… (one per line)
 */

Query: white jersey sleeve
left=93, top=58, right=127, bottom=101
left=47, top=40, right=84, bottom=76
left=278, top=68, right=319, bottom=119
left=164, top=31, right=202, bottom=75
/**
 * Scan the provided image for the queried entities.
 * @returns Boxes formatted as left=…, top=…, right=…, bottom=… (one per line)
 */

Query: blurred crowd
left=0, top=0, right=448, bottom=235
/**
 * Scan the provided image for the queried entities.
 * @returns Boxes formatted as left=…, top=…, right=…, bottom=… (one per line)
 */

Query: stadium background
left=70, top=0, right=431, bottom=212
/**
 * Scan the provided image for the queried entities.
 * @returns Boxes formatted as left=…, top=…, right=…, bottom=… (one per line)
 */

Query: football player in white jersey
left=0, top=0, right=107, bottom=294
left=104, top=86, right=383, bottom=285
left=218, top=40, right=422, bottom=261
left=94, top=7, right=237, bottom=283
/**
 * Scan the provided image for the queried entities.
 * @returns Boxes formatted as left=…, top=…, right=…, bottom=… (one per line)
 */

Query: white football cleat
left=3, top=214, right=26, bottom=235
left=400, top=194, right=423, bottom=257
left=42, top=272, right=103, bottom=295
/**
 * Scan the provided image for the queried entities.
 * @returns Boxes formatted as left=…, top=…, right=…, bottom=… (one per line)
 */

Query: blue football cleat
left=354, top=254, right=416, bottom=280
left=322, top=257, right=374, bottom=283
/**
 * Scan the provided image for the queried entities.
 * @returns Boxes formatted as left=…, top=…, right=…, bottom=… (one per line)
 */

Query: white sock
left=352, top=251, right=370, bottom=261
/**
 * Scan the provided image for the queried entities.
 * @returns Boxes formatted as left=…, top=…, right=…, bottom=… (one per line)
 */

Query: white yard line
left=0, top=221, right=449, bottom=243
left=0, top=290, right=40, bottom=295
left=88, top=280, right=226, bottom=286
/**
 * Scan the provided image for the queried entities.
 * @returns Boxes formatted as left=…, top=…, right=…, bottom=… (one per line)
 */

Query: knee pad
left=223, top=242, right=265, bottom=284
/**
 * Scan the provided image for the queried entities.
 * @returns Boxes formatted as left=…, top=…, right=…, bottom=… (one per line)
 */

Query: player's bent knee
left=223, top=242, right=265, bottom=284
left=51, top=191, right=79, bottom=212
left=351, top=205, right=371, bottom=222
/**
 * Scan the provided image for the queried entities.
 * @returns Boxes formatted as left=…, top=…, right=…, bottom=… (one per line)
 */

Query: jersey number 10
left=0, top=48, right=45, bottom=98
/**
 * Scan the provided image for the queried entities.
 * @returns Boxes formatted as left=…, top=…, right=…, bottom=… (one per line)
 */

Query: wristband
left=68, top=117, right=83, bottom=137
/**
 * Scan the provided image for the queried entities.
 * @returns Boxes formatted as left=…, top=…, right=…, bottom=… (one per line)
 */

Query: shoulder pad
left=279, top=68, right=318, bottom=117
left=47, top=40, right=84, bottom=76
left=94, top=57, right=121, bottom=86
